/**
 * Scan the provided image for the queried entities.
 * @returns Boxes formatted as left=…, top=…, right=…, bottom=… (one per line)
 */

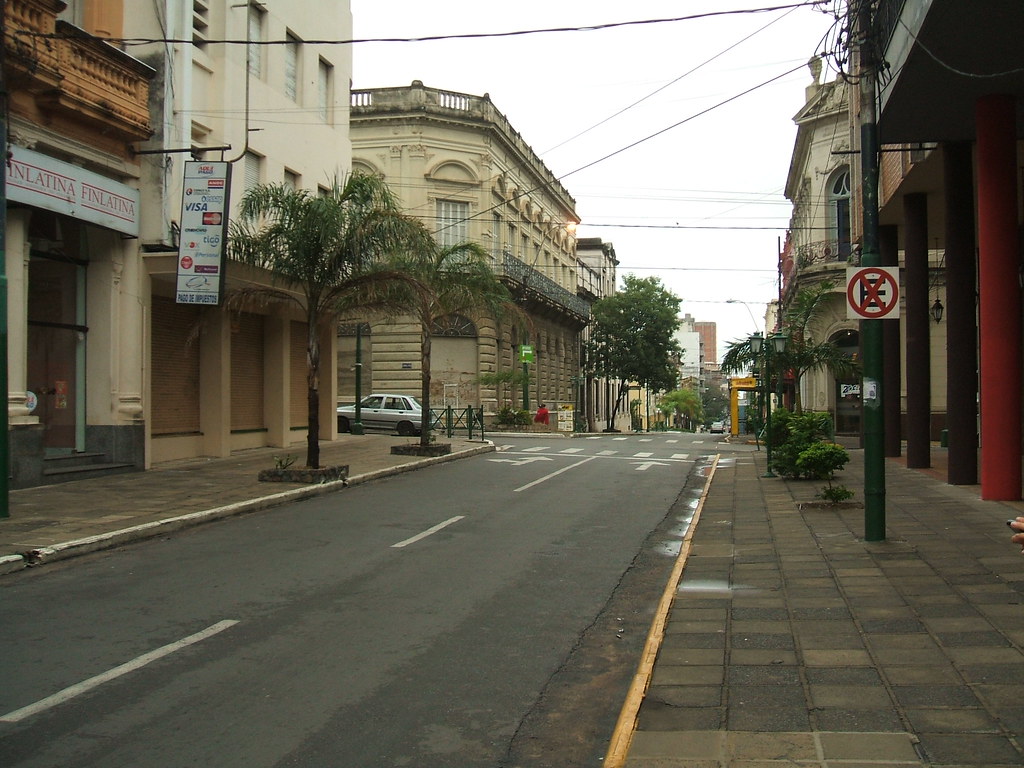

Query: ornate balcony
left=6, top=0, right=153, bottom=157
left=496, top=251, right=590, bottom=323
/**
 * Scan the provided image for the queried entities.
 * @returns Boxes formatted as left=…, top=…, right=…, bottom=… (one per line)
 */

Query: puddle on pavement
left=676, top=579, right=757, bottom=596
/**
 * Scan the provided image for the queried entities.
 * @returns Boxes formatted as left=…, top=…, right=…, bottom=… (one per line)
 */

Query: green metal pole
left=522, top=362, right=529, bottom=411
left=351, top=324, right=364, bottom=435
left=763, top=353, right=776, bottom=478
left=859, top=3, right=885, bottom=540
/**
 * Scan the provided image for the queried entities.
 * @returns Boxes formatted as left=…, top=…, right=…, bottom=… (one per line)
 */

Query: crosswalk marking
left=597, top=450, right=618, bottom=456
left=521, top=446, right=549, bottom=452
left=665, top=439, right=679, bottom=444
left=634, top=452, right=654, bottom=458
left=561, top=448, right=585, bottom=454
left=639, top=438, right=653, bottom=442
left=671, top=453, right=690, bottom=460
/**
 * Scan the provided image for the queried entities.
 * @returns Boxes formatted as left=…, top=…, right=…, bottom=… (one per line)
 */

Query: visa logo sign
left=185, top=202, right=210, bottom=211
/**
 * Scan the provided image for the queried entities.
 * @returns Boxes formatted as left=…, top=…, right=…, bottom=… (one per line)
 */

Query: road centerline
left=0, top=620, right=239, bottom=724
left=391, top=515, right=466, bottom=548
left=514, top=456, right=596, bottom=492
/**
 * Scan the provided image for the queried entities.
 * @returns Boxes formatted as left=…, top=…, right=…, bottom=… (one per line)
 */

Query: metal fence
left=429, top=406, right=487, bottom=440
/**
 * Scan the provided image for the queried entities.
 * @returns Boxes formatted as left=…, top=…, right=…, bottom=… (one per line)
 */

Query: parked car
left=709, top=421, right=726, bottom=434
left=337, top=393, right=423, bottom=435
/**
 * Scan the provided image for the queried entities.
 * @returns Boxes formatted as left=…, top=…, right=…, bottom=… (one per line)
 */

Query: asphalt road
left=0, top=433, right=727, bottom=767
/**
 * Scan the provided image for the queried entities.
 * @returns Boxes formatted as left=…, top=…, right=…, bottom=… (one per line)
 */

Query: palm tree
left=228, top=173, right=426, bottom=468
left=721, top=281, right=859, bottom=413
left=388, top=241, right=525, bottom=447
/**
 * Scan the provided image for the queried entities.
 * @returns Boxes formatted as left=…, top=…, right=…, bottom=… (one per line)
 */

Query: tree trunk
left=419, top=330, right=432, bottom=446
left=306, top=327, right=321, bottom=468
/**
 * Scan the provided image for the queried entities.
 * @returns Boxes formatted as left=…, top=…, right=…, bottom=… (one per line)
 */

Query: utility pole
left=857, top=1, right=885, bottom=540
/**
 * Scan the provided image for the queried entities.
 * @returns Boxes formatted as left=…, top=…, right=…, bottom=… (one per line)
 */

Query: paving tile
left=809, top=684, right=895, bottom=708
left=904, top=707, right=1001, bottom=733
left=727, top=705, right=811, bottom=732
left=934, top=631, right=1011, bottom=647
left=812, top=708, right=905, bottom=732
left=643, top=685, right=722, bottom=707
left=729, top=649, right=798, bottom=665
left=883, top=665, right=962, bottom=684
left=801, top=648, right=872, bottom=666
left=726, top=731, right=817, bottom=761
left=728, top=665, right=801, bottom=685
left=731, top=633, right=795, bottom=650
left=627, top=731, right=724, bottom=759
left=637, top=703, right=725, bottom=732
left=866, top=633, right=941, bottom=649
left=891, top=685, right=982, bottom=708
left=818, top=731, right=920, bottom=761
left=916, top=732, right=1024, bottom=765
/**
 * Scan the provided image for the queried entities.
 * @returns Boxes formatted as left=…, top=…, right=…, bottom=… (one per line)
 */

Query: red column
left=976, top=95, right=1021, bottom=500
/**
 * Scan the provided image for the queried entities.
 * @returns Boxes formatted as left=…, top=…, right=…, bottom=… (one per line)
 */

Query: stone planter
left=390, top=443, right=452, bottom=457
left=797, top=500, right=863, bottom=510
left=258, top=465, right=348, bottom=483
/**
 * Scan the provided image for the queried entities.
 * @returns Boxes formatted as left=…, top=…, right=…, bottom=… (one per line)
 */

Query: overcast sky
left=349, top=1, right=842, bottom=358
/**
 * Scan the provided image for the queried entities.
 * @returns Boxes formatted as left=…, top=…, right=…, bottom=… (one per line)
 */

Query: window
left=283, top=169, right=299, bottom=190
left=243, top=151, right=261, bottom=195
left=284, top=33, right=300, bottom=101
left=318, top=58, right=333, bottom=121
left=828, top=168, right=851, bottom=259
left=193, top=0, right=210, bottom=49
left=491, top=213, right=502, bottom=261
left=436, top=200, right=468, bottom=249
left=247, top=5, right=264, bottom=78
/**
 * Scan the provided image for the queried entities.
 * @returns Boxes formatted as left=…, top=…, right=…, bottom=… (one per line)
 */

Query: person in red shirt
left=534, top=403, right=550, bottom=425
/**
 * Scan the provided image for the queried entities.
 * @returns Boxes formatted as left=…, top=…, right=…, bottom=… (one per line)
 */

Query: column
left=880, top=224, right=901, bottom=456
left=903, top=193, right=930, bottom=468
left=976, top=95, right=1021, bottom=499
left=943, top=142, right=979, bottom=485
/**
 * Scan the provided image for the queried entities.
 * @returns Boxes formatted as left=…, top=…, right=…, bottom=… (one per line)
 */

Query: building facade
left=347, top=82, right=589, bottom=419
left=7, top=0, right=154, bottom=487
left=7, top=0, right=356, bottom=488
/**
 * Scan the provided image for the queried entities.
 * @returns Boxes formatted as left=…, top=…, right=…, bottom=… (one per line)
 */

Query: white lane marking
left=634, top=452, right=654, bottom=458
left=586, top=436, right=602, bottom=440
left=392, top=516, right=465, bottom=549
left=0, top=620, right=239, bottom=724
left=633, top=461, right=670, bottom=471
left=597, top=450, right=618, bottom=456
left=488, top=456, right=553, bottom=466
left=521, top=446, right=550, bottom=452
left=514, top=457, right=596, bottom=493
left=665, top=439, right=679, bottom=444
left=495, top=444, right=514, bottom=451
left=671, top=453, right=690, bottom=460
left=639, top=438, right=653, bottom=442
left=612, top=437, right=628, bottom=441
left=561, top=448, right=585, bottom=454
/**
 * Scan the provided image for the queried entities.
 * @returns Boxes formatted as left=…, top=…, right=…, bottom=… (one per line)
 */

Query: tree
left=720, top=281, right=860, bottom=413
left=228, top=173, right=424, bottom=469
left=588, top=275, right=682, bottom=430
left=387, top=240, right=525, bottom=447
left=657, top=387, right=704, bottom=431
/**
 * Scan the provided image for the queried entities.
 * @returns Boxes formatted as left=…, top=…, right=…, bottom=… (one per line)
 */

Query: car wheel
left=338, top=416, right=350, bottom=432
left=396, top=420, right=416, bottom=436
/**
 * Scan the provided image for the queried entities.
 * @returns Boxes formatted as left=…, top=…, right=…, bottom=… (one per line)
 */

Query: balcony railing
left=7, top=0, right=153, bottom=147
left=795, top=239, right=857, bottom=270
left=495, top=251, right=590, bottom=320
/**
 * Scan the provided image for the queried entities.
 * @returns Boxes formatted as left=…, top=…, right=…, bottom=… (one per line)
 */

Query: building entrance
left=27, top=245, right=87, bottom=454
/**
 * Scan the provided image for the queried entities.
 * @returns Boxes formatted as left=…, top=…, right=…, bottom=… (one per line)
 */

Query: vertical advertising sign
left=176, top=161, right=232, bottom=305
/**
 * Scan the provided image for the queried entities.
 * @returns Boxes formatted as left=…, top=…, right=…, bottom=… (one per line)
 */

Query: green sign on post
left=519, top=345, right=534, bottom=364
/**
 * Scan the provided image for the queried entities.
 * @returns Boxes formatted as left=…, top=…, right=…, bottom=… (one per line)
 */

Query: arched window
left=431, top=314, right=477, bottom=337
left=828, top=168, right=851, bottom=259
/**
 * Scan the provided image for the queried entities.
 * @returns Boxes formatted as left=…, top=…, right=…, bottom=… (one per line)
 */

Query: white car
left=709, top=421, right=726, bottom=434
left=337, top=393, right=423, bottom=435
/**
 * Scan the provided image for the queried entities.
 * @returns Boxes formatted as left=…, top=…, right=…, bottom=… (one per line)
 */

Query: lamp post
left=750, top=331, right=787, bottom=478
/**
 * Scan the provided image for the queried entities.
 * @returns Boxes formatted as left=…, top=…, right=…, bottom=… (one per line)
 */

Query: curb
left=0, top=442, right=494, bottom=576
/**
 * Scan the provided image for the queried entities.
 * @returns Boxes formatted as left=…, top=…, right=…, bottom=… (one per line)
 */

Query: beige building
left=781, top=58, right=862, bottom=435
left=8, top=0, right=355, bottom=488
left=347, top=82, right=589, bottom=419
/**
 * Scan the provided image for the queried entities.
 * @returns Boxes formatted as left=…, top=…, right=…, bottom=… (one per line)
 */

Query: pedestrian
left=1009, top=517, right=1024, bottom=552
left=534, top=403, right=549, bottom=426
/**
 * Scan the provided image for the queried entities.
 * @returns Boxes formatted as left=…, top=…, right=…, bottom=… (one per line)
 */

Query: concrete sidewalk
left=0, top=433, right=493, bottom=574
left=616, top=445, right=1024, bottom=767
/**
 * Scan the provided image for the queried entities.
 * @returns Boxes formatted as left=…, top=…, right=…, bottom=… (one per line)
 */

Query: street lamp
left=727, top=299, right=762, bottom=333
left=750, top=331, right=788, bottom=478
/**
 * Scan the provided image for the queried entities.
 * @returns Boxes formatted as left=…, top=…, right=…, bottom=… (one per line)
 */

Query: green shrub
left=769, top=411, right=837, bottom=479
left=496, top=406, right=530, bottom=426
left=817, top=483, right=855, bottom=503
left=796, top=441, right=849, bottom=480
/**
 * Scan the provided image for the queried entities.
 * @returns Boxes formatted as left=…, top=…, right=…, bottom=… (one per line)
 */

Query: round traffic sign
left=847, top=267, right=900, bottom=318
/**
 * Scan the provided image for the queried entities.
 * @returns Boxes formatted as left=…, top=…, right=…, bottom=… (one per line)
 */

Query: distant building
left=348, top=82, right=588, bottom=417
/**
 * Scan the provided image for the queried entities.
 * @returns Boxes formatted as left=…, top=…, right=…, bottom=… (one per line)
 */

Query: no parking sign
left=846, top=267, right=900, bottom=319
